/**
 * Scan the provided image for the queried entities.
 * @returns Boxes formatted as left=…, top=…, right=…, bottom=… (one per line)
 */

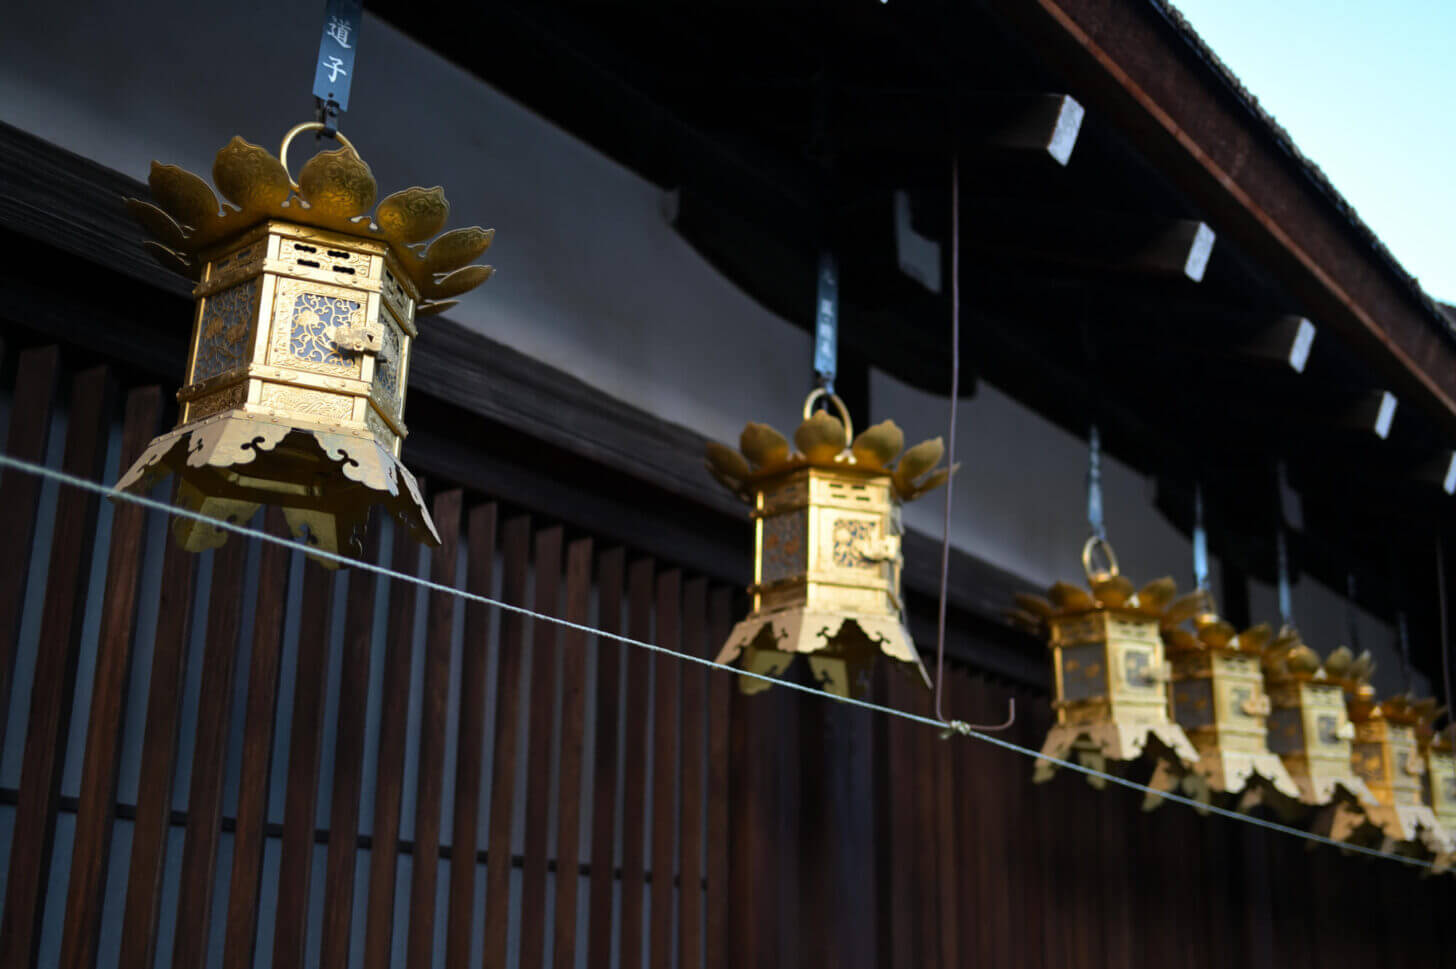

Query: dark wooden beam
left=964, top=202, right=1216, bottom=281
left=1242, top=315, right=1318, bottom=373
left=792, top=91, right=1085, bottom=167
left=980, top=93, right=1086, bottom=166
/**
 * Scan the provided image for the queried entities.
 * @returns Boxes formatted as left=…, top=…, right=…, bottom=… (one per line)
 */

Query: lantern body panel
left=1169, top=649, right=1299, bottom=799
left=1266, top=680, right=1375, bottom=806
left=1036, top=609, right=1197, bottom=777
left=179, top=222, right=415, bottom=450
left=716, top=466, right=929, bottom=698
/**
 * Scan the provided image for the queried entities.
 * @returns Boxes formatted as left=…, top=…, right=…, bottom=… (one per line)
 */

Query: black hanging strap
left=1275, top=526, right=1294, bottom=628
left=1086, top=424, right=1106, bottom=541
left=1192, top=481, right=1210, bottom=592
left=813, top=252, right=839, bottom=392
left=312, top=0, right=364, bottom=133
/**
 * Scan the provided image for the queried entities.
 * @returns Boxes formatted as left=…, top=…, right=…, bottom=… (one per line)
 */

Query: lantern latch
left=1336, top=720, right=1356, bottom=741
left=857, top=534, right=901, bottom=562
left=331, top=321, right=385, bottom=354
left=1240, top=694, right=1272, bottom=717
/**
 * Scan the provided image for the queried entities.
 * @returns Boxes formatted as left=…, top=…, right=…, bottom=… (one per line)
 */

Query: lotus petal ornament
left=114, top=122, right=495, bottom=562
left=703, top=389, right=952, bottom=698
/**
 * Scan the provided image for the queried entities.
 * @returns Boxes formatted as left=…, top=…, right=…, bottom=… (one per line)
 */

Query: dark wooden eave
left=985, top=0, right=1456, bottom=431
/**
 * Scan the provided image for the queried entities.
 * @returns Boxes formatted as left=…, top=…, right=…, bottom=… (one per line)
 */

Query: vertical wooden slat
left=519, top=526, right=564, bottom=969
left=444, top=503, right=497, bottom=969
left=1027, top=697, right=1064, bottom=969
left=0, top=364, right=110, bottom=969
left=1097, top=762, right=1135, bottom=969
left=117, top=527, right=199, bottom=969
left=649, top=571, right=681, bottom=969
left=0, top=344, right=60, bottom=741
left=908, top=683, right=939, bottom=969
left=405, top=491, right=463, bottom=969
left=57, top=385, right=161, bottom=969
left=1200, top=809, right=1234, bottom=969
left=1239, top=826, right=1275, bottom=969
left=618, top=557, right=656, bottom=969
left=270, top=558, right=339, bottom=969
left=676, top=578, right=708, bottom=969
left=168, top=535, right=251, bottom=969
left=953, top=675, right=986, bottom=969
left=481, top=515, right=532, bottom=968
left=1013, top=687, right=1048, bottom=969
left=551, top=537, right=593, bottom=969
left=585, top=548, right=625, bottom=968
left=703, top=587, right=732, bottom=969
left=933, top=685, right=960, bottom=969
left=221, top=508, right=293, bottom=969
left=362, top=522, right=426, bottom=969
left=797, top=678, right=834, bottom=969
left=317, top=521, right=384, bottom=969
left=880, top=667, right=918, bottom=969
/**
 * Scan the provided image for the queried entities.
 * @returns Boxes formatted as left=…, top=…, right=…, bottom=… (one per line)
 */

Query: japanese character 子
left=326, top=15, right=353, bottom=48
left=322, top=55, right=348, bottom=84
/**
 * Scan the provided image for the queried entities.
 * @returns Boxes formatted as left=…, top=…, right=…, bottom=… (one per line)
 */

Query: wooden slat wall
left=2, top=346, right=1456, bottom=969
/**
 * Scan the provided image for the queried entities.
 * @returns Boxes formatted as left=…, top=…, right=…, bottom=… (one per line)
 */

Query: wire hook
left=939, top=697, right=1017, bottom=739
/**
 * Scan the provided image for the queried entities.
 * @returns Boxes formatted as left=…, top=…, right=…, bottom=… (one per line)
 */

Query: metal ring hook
left=279, top=121, right=360, bottom=193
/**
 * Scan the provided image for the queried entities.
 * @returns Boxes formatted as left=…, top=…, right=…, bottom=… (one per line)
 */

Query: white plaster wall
left=0, top=1, right=809, bottom=447
left=0, top=1, right=1416, bottom=693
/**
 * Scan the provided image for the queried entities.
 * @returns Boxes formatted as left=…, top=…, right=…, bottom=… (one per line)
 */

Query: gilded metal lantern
left=1162, top=610, right=1300, bottom=807
left=1011, top=538, right=1199, bottom=786
left=114, top=123, right=494, bottom=560
left=1424, top=726, right=1456, bottom=872
left=1346, top=689, right=1451, bottom=857
left=703, top=390, right=949, bottom=698
left=1261, top=636, right=1379, bottom=839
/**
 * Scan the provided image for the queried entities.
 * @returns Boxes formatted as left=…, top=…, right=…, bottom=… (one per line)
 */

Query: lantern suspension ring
left=279, top=121, right=359, bottom=193
left=1082, top=534, right=1120, bottom=584
left=801, top=386, right=853, bottom=439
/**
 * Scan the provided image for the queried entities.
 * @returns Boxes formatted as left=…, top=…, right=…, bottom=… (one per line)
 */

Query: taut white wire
left=0, top=449, right=1435, bottom=869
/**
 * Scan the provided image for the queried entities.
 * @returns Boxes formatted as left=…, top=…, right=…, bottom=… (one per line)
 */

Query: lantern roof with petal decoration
left=128, top=125, right=494, bottom=315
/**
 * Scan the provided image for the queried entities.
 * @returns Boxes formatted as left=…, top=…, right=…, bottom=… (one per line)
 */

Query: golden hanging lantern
left=1423, top=725, right=1456, bottom=872
left=1160, top=608, right=1301, bottom=807
left=1012, top=538, right=1199, bottom=787
left=1262, top=638, right=1379, bottom=840
left=703, top=390, right=951, bottom=698
left=1346, top=689, right=1451, bottom=857
left=114, top=123, right=495, bottom=561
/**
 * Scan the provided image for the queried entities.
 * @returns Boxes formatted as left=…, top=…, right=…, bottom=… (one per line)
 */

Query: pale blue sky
left=1172, top=0, right=1455, bottom=304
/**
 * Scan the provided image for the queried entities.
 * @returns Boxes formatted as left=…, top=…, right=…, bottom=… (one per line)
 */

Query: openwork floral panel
left=193, top=279, right=259, bottom=383
left=761, top=510, right=806, bottom=584
left=374, top=319, right=403, bottom=408
left=831, top=518, right=876, bottom=569
left=271, top=285, right=362, bottom=375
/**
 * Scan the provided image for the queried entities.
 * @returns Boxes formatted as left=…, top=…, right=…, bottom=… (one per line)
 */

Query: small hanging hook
left=939, top=698, right=1017, bottom=739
